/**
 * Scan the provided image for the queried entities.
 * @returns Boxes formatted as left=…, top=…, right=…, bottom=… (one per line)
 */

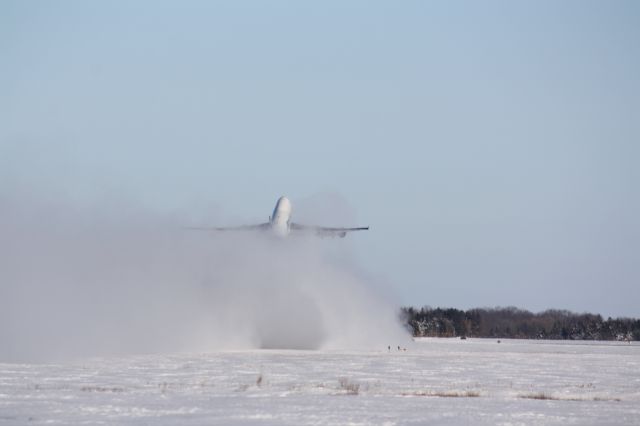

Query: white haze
left=0, top=193, right=407, bottom=363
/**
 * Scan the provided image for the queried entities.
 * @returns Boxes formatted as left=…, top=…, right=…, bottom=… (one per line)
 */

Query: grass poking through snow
left=337, top=378, right=360, bottom=395
left=401, top=390, right=481, bottom=398
left=518, top=393, right=621, bottom=402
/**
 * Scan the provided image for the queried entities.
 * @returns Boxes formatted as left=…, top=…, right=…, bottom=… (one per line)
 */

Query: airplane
left=187, top=196, right=369, bottom=238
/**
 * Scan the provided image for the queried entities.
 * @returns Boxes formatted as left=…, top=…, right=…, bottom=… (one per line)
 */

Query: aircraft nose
left=279, top=196, right=291, bottom=207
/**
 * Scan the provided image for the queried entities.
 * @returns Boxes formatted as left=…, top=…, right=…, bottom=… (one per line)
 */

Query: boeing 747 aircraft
left=188, top=196, right=369, bottom=238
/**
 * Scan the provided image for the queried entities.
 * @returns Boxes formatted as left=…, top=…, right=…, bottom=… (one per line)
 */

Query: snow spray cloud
left=0, top=193, right=407, bottom=362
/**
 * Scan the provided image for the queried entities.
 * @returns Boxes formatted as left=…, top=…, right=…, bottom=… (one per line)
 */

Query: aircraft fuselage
left=270, top=196, right=292, bottom=237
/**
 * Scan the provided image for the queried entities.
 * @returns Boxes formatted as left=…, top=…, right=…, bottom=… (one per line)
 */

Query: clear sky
left=2, top=1, right=639, bottom=317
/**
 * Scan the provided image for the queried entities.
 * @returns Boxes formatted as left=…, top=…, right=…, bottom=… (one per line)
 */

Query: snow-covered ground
left=1, top=338, right=639, bottom=425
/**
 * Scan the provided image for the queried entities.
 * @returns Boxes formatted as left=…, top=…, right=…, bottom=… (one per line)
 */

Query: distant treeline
left=401, top=306, right=640, bottom=341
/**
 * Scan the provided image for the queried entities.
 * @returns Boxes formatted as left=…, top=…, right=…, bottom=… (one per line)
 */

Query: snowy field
left=1, top=338, right=639, bottom=425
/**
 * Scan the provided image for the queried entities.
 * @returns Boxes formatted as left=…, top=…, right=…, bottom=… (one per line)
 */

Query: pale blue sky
left=2, top=1, right=639, bottom=316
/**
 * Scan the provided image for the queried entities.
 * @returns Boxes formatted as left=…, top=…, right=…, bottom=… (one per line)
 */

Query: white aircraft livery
left=189, top=196, right=369, bottom=238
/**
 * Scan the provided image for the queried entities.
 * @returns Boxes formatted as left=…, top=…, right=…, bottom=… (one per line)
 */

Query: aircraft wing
left=289, top=223, right=369, bottom=238
left=184, top=223, right=271, bottom=232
